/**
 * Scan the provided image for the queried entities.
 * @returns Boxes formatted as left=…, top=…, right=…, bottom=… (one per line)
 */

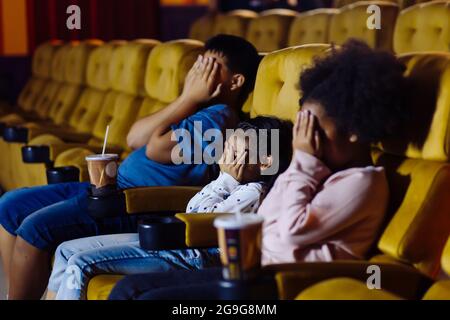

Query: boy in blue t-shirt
left=0, top=35, right=260, bottom=299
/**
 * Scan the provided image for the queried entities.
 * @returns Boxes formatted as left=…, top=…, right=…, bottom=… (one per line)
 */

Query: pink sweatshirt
left=258, top=150, right=389, bottom=265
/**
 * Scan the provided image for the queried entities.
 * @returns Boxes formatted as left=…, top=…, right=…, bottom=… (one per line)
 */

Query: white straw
left=102, top=125, right=110, bottom=156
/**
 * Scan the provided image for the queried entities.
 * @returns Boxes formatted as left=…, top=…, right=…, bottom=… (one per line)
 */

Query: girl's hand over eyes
left=219, top=142, right=247, bottom=183
left=292, top=111, right=323, bottom=159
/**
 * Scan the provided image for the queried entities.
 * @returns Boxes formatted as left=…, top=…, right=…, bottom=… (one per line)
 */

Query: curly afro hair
left=299, top=39, right=409, bottom=143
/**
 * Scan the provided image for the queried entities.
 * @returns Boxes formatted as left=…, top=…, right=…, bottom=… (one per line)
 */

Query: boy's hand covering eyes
left=181, top=55, right=223, bottom=105
left=219, top=142, right=247, bottom=183
left=292, top=111, right=323, bottom=159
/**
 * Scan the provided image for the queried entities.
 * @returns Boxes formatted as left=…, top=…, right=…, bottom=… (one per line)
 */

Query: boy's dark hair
left=299, top=39, right=408, bottom=143
left=237, top=116, right=293, bottom=190
left=205, top=34, right=260, bottom=105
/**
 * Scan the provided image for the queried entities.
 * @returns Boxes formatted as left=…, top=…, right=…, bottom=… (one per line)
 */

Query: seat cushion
left=87, top=275, right=125, bottom=300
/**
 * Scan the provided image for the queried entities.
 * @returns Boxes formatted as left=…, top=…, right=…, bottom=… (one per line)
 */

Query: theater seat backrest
left=68, top=42, right=127, bottom=134
left=393, top=1, right=450, bottom=54
left=51, top=43, right=73, bottom=82
left=145, top=40, right=204, bottom=106
left=251, top=44, right=330, bottom=121
left=213, top=10, right=257, bottom=38
left=189, top=14, right=217, bottom=42
left=334, top=0, right=397, bottom=7
left=288, top=9, right=338, bottom=46
left=110, top=40, right=160, bottom=96
left=64, top=40, right=103, bottom=85
left=87, top=41, right=125, bottom=91
left=373, top=52, right=450, bottom=278
left=380, top=53, right=450, bottom=161
left=32, top=41, right=63, bottom=79
left=17, top=78, right=47, bottom=113
left=329, top=1, right=399, bottom=52
left=246, top=9, right=297, bottom=52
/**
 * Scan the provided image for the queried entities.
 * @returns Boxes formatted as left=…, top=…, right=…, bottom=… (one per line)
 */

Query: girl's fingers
left=306, top=112, right=315, bottom=140
left=300, top=111, right=307, bottom=136
left=293, top=112, right=301, bottom=136
left=314, top=130, right=321, bottom=152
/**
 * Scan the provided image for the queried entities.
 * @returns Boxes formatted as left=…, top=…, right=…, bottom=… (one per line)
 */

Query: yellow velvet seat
left=393, top=1, right=450, bottom=54
left=329, top=1, right=399, bottom=52
left=334, top=0, right=398, bottom=7
left=23, top=41, right=158, bottom=186
left=212, top=10, right=257, bottom=38
left=189, top=14, right=217, bottom=42
left=0, top=41, right=62, bottom=124
left=246, top=9, right=297, bottom=52
left=297, top=235, right=450, bottom=300
left=288, top=9, right=338, bottom=46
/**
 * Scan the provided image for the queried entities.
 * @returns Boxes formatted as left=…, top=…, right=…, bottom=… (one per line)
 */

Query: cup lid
left=85, top=154, right=119, bottom=161
left=214, top=214, right=264, bottom=229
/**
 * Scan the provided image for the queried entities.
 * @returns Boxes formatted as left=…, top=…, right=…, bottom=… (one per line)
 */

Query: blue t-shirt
left=117, top=104, right=239, bottom=188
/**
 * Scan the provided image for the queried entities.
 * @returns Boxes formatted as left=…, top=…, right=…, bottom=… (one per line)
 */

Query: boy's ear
left=259, top=155, right=273, bottom=172
left=230, top=74, right=245, bottom=92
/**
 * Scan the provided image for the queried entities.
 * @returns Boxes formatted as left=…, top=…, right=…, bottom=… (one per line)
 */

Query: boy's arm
left=142, top=56, right=222, bottom=163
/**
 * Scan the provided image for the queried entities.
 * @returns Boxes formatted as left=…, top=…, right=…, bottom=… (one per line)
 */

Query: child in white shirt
left=46, top=116, right=293, bottom=300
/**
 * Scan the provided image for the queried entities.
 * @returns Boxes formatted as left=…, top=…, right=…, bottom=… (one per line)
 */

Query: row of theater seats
left=87, top=45, right=450, bottom=300
left=190, top=1, right=450, bottom=53
left=0, top=39, right=204, bottom=190
left=0, top=35, right=449, bottom=300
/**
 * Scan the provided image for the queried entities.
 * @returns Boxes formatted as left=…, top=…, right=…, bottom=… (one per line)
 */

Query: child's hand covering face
left=219, top=141, right=248, bottom=183
left=292, top=110, right=323, bottom=159
left=181, top=55, right=222, bottom=105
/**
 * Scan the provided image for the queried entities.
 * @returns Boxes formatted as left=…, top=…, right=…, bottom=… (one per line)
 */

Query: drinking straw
left=102, top=125, right=110, bottom=156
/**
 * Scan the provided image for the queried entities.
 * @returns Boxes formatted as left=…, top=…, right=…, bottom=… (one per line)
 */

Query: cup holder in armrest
left=87, top=190, right=126, bottom=219
left=22, top=145, right=51, bottom=163
left=46, top=166, right=80, bottom=184
left=3, top=126, right=28, bottom=143
left=139, top=216, right=187, bottom=250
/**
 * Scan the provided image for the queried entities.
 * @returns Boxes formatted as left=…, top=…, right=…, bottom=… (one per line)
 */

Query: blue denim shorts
left=0, top=182, right=139, bottom=250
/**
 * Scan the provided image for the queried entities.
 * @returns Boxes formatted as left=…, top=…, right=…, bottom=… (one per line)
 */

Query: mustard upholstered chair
left=393, top=1, right=450, bottom=54
left=21, top=40, right=158, bottom=187
left=3, top=41, right=103, bottom=189
left=296, top=235, right=450, bottom=300
left=189, top=13, right=217, bottom=42
left=212, top=10, right=258, bottom=38
left=246, top=9, right=297, bottom=52
left=0, top=41, right=63, bottom=125
left=288, top=9, right=339, bottom=47
left=329, top=1, right=399, bottom=52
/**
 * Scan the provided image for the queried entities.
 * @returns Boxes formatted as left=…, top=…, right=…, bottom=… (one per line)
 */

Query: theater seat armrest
left=28, top=127, right=92, bottom=143
left=124, top=186, right=202, bottom=214
left=266, top=261, right=433, bottom=300
left=176, top=213, right=230, bottom=248
left=23, top=143, right=93, bottom=163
